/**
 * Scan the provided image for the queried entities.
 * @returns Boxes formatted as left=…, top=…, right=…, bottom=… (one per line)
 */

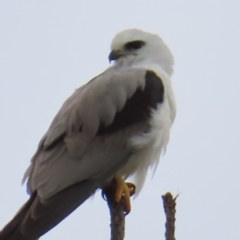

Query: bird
left=0, top=28, right=176, bottom=240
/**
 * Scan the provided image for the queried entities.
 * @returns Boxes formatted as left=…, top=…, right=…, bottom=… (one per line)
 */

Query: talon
left=101, top=189, right=107, bottom=201
left=126, top=182, right=136, bottom=196
left=114, top=176, right=136, bottom=214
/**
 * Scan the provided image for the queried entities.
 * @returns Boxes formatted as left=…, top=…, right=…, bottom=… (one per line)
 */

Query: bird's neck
left=113, top=57, right=173, bottom=77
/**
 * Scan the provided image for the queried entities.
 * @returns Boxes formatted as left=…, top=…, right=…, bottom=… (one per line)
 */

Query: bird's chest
left=118, top=100, right=173, bottom=179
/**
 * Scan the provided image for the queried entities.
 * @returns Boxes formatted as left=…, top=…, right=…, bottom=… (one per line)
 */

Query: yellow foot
left=115, top=176, right=136, bottom=215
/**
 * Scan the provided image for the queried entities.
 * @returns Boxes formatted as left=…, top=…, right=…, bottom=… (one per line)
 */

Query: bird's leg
left=114, top=175, right=136, bottom=214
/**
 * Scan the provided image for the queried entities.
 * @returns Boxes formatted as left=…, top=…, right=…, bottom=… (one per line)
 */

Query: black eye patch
left=124, top=40, right=145, bottom=51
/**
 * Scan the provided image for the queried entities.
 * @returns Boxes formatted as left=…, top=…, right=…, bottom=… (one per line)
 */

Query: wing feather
left=2, top=68, right=165, bottom=239
left=26, top=67, right=147, bottom=198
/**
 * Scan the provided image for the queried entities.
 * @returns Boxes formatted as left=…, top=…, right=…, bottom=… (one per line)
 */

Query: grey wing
left=0, top=68, right=165, bottom=240
left=26, top=67, right=149, bottom=199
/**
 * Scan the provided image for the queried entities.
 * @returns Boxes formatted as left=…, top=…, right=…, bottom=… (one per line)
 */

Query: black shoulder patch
left=97, top=70, right=164, bottom=136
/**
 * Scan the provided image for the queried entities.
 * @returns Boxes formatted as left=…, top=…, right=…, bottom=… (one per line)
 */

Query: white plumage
left=118, top=63, right=176, bottom=195
left=111, top=29, right=176, bottom=194
left=1, top=28, right=176, bottom=240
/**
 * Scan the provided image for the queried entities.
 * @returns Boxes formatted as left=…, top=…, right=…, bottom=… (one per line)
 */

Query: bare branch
left=102, top=180, right=125, bottom=240
left=102, top=187, right=178, bottom=240
left=162, top=192, right=179, bottom=240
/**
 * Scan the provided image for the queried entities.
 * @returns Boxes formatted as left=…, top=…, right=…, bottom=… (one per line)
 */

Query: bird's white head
left=109, top=29, right=174, bottom=76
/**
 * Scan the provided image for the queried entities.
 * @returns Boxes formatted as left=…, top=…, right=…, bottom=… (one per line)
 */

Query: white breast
left=117, top=64, right=176, bottom=196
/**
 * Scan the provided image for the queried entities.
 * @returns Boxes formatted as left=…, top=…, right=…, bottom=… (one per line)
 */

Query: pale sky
left=0, top=1, right=240, bottom=240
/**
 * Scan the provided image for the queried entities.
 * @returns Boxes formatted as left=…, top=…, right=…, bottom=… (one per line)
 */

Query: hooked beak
left=108, top=50, right=123, bottom=63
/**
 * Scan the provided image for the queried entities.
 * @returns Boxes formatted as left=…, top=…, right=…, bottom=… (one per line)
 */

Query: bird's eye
left=125, top=41, right=145, bottom=51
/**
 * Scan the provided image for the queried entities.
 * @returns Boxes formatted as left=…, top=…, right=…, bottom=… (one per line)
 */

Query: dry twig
left=102, top=180, right=125, bottom=240
left=162, top=192, right=179, bottom=240
left=103, top=186, right=178, bottom=240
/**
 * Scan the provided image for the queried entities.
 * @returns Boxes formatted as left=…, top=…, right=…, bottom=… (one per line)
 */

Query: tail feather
left=0, top=180, right=99, bottom=240
left=0, top=192, right=37, bottom=240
